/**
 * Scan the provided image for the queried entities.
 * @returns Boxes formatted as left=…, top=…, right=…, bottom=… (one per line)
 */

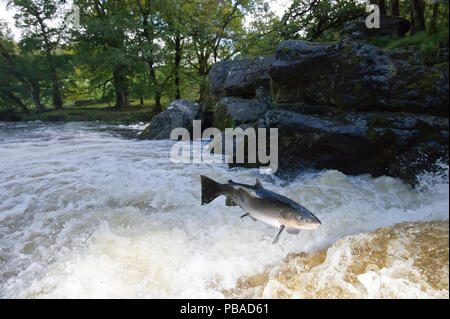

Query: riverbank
left=0, top=100, right=164, bottom=125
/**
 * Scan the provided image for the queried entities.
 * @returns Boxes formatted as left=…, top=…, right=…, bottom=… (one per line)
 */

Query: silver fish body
left=200, top=175, right=321, bottom=243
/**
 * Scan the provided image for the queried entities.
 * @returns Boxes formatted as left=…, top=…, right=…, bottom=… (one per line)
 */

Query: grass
left=5, top=98, right=172, bottom=124
left=3, top=89, right=201, bottom=124
left=374, top=29, right=448, bottom=50
left=368, top=27, right=449, bottom=66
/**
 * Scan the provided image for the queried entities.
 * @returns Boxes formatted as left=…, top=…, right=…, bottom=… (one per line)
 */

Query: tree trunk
left=174, top=34, right=182, bottom=100
left=30, top=81, right=44, bottom=113
left=378, top=0, right=387, bottom=15
left=369, top=1, right=386, bottom=15
left=140, top=95, right=144, bottom=106
left=154, top=92, right=161, bottom=112
left=429, top=1, right=439, bottom=34
left=50, top=68, right=63, bottom=110
left=391, top=0, right=400, bottom=16
left=44, top=45, right=63, bottom=110
left=410, top=0, right=426, bottom=34
left=197, top=54, right=209, bottom=103
left=147, top=61, right=161, bottom=113
left=5, top=91, right=29, bottom=113
left=113, top=67, right=130, bottom=109
left=140, top=6, right=162, bottom=113
left=38, top=15, right=63, bottom=110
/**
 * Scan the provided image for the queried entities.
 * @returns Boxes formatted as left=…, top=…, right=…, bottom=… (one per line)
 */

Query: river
left=0, top=121, right=448, bottom=298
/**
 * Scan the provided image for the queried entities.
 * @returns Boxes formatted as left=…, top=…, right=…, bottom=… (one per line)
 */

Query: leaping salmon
left=200, top=175, right=321, bottom=244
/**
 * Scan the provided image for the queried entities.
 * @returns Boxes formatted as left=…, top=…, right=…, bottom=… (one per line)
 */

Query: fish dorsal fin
left=228, top=179, right=261, bottom=192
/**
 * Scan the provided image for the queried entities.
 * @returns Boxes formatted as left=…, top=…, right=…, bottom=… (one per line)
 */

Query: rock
left=270, top=40, right=396, bottom=109
left=209, top=55, right=274, bottom=99
left=213, top=97, right=268, bottom=130
left=205, top=38, right=448, bottom=184
left=270, top=40, right=449, bottom=115
left=261, top=109, right=448, bottom=179
left=340, top=15, right=411, bottom=42
left=390, top=63, right=449, bottom=115
left=139, top=99, right=199, bottom=140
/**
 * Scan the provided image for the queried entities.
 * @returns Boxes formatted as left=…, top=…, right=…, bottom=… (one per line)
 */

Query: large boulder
left=262, top=109, right=448, bottom=183
left=213, top=97, right=268, bottom=130
left=139, top=99, right=199, bottom=140
left=270, top=40, right=396, bottom=108
left=388, top=56, right=449, bottom=116
left=205, top=39, right=448, bottom=185
left=340, top=15, right=411, bottom=42
left=270, top=40, right=448, bottom=115
left=209, top=55, right=274, bottom=99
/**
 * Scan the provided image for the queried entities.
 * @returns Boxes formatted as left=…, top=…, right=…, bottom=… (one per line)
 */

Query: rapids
left=0, top=121, right=448, bottom=298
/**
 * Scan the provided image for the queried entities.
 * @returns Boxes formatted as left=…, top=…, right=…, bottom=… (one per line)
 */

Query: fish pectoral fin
left=255, top=178, right=262, bottom=188
left=286, top=229, right=300, bottom=235
left=225, top=197, right=238, bottom=206
left=272, top=225, right=285, bottom=244
left=240, top=213, right=257, bottom=221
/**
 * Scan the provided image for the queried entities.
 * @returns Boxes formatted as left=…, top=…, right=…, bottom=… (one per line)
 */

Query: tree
left=410, top=0, right=426, bottom=34
left=234, top=2, right=283, bottom=57
left=160, top=0, right=187, bottom=100
left=370, top=0, right=387, bottom=15
left=6, top=0, right=66, bottom=110
left=391, top=0, right=400, bottom=16
left=429, top=0, right=440, bottom=34
left=184, top=0, right=250, bottom=102
left=74, top=0, right=135, bottom=109
left=0, top=27, right=44, bottom=112
left=132, top=0, right=167, bottom=112
left=279, top=0, right=365, bottom=40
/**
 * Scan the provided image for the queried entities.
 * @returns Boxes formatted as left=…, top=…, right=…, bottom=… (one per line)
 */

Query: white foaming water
left=0, top=121, right=448, bottom=298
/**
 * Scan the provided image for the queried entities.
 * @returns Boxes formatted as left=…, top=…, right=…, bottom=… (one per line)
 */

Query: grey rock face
left=213, top=97, right=268, bottom=130
left=202, top=37, right=449, bottom=185
left=139, top=99, right=199, bottom=140
left=270, top=40, right=396, bottom=109
left=270, top=40, right=448, bottom=115
left=209, top=55, right=274, bottom=98
left=263, top=109, right=448, bottom=183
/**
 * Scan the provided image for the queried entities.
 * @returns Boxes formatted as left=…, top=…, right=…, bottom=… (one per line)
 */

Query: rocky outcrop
left=212, top=97, right=268, bottom=130
left=209, top=55, right=273, bottom=99
left=340, top=15, right=411, bottom=42
left=204, top=38, right=448, bottom=185
left=140, top=35, right=448, bottom=186
left=270, top=40, right=448, bottom=115
left=139, top=99, right=199, bottom=140
left=263, top=109, right=448, bottom=184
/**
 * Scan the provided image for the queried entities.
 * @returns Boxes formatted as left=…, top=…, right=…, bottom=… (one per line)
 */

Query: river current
left=0, top=121, right=448, bottom=298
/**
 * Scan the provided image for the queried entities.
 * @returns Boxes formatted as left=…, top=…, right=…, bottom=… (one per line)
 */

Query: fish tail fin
left=201, top=175, right=223, bottom=205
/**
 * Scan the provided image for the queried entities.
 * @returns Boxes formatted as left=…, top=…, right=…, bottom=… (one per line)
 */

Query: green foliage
left=372, top=28, right=449, bottom=50
left=369, top=26, right=449, bottom=66
left=1, top=0, right=449, bottom=120
left=278, top=0, right=365, bottom=41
